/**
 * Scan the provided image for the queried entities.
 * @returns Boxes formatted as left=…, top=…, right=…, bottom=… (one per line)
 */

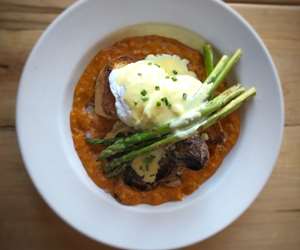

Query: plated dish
left=71, top=35, right=256, bottom=205
left=17, top=0, right=283, bottom=249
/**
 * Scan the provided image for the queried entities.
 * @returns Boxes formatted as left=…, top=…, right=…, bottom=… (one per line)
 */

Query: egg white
left=108, top=54, right=205, bottom=129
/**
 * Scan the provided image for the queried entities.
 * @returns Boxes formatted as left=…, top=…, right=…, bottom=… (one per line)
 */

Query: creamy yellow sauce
left=146, top=54, right=196, bottom=77
left=131, top=149, right=164, bottom=183
left=109, top=54, right=207, bottom=129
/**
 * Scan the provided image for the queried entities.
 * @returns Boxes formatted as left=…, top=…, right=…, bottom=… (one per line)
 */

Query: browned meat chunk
left=123, top=166, right=154, bottom=191
left=173, top=134, right=209, bottom=170
left=156, top=146, right=176, bottom=181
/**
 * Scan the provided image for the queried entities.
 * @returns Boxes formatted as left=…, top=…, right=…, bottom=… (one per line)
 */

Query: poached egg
left=109, top=54, right=206, bottom=129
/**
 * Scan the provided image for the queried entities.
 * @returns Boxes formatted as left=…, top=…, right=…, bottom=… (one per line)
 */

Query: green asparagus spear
left=86, top=137, right=117, bottom=146
left=104, top=87, right=256, bottom=176
left=203, top=55, right=229, bottom=84
left=103, top=134, right=179, bottom=174
left=203, top=43, right=214, bottom=76
left=98, top=124, right=170, bottom=160
left=206, top=49, right=242, bottom=97
left=200, top=85, right=245, bottom=117
left=100, top=85, right=246, bottom=160
left=201, top=87, right=256, bottom=129
left=191, top=49, right=241, bottom=107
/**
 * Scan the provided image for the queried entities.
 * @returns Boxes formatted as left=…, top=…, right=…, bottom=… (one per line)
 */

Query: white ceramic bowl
left=16, top=0, right=284, bottom=249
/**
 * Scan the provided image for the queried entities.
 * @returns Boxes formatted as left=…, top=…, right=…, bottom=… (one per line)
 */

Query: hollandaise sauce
left=109, top=54, right=208, bottom=129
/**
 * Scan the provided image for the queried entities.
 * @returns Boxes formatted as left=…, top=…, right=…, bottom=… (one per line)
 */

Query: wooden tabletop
left=0, top=1, right=299, bottom=249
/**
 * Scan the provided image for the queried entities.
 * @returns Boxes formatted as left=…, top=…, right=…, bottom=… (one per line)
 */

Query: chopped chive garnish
left=172, top=70, right=178, bottom=75
left=156, top=101, right=161, bottom=107
left=137, top=72, right=142, bottom=76
left=171, top=77, right=177, bottom=82
left=208, top=76, right=216, bottom=84
left=155, top=63, right=160, bottom=68
left=161, top=97, right=171, bottom=108
left=147, top=62, right=152, bottom=65
left=182, top=93, right=187, bottom=100
left=141, top=97, right=149, bottom=102
left=165, top=76, right=170, bottom=79
left=134, top=101, right=138, bottom=106
left=141, top=89, right=147, bottom=96
left=155, top=86, right=160, bottom=90
left=161, top=97, right=167, bottom=103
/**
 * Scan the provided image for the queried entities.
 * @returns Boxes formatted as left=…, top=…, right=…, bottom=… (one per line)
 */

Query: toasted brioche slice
left=94, top=56, right=134, bottom=119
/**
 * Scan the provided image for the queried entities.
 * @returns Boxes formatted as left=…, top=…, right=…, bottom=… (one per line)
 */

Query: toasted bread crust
left=94, top=56, right=135, bottom=119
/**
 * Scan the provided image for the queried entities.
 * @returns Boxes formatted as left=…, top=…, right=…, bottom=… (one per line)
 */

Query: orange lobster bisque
left=70, top=35, right=240, bottom=205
